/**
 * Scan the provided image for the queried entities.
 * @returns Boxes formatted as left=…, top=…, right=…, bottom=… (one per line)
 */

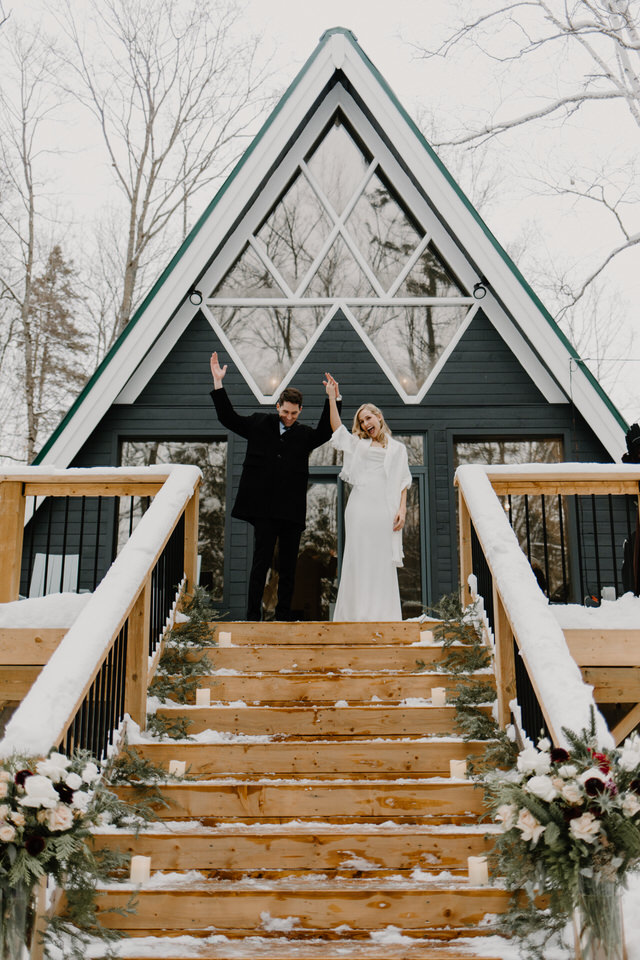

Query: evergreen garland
left=147, top=585, right=216, bottom=705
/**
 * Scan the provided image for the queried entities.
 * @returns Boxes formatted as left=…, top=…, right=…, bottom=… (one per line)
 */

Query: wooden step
left=206, top=622, right=430, bottom=645
left=93, top=880, right=510, bottom=933
left=154, top=705, right=489, bottom=737
left=200, top=647, right=464, bottom=673
left=95, top=824, right=495, bottom=872
left=99, top=940, right=505, bottom=960
left=130, top=740, right=486, bottom=777
left=112, top=779, right=484, bottom=821
left=203, top=673, right=493, bottom=704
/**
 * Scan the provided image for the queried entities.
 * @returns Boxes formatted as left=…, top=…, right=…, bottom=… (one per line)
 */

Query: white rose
left=36, top=753, right=71, bottom=782
left=526, top=775, right=558, bottom=803
left=9, top=811, right=25, bottom=827
left=45, top=804, right=74, bottom=832
left=0, top=804, right=9, bottom=818
left=622, top=793, right=640, bottom=817
left=72, top=791, right=90, bottom=812
left=0, top=824, right=16, bottom=842
left=81, top=762, right=100, bottom=784
left=537, top=738, right=551, bottom=752
left=0, top=782, right=8, bottom=799
left=618, top=745, right=640, bottom=772
left=517, top=747, right=551, bottom=776
left=569, top=812, right=601, bottom=844
left=19, top=775, right=59, bottom=809
left=559, top=764, right=578, bottom=779
left=495, top=803, right=517, bottom=831
left=0, top=770, right=12, bottom=783
left=65, top=772, right=83, bottom=790
left=516, top=808, right=545, bottom=844
left=561, top=781, right=583, bottom=804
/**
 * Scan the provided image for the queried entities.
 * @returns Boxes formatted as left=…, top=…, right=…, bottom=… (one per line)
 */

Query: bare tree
left=56, top=0, right=272, bottom=345
left=413, top=0, right=640, bottom=306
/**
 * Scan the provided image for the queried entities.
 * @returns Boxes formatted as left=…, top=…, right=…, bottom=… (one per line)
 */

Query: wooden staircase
left=93, top=621, right=509, bottom=959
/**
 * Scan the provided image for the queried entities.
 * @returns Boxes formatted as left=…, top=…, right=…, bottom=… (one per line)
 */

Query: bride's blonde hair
left=352, top=403, right=392, bottom=446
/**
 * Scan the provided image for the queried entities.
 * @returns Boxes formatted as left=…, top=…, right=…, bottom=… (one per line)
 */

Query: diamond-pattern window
left=353, top=304, right=470, bottom=395
left=206, top=111, right=473, bottom=398
left=397, top=243, right=467, bottom=298
left=255, top=172, right=332, bottom=291
left=304, top=236, right=376, bottom=298
left=212, top=305, right=325, bottom=393
left=346, top=171, right=423, bottom=292
left=306, top=117, right=371, bottom=214
left=212, top=244, right=284, bottom=298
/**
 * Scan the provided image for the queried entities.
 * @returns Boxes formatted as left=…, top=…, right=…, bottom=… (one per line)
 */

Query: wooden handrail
left=456, top=463, right=613, bottom=749
left=0, top=465, right=201, bottom=759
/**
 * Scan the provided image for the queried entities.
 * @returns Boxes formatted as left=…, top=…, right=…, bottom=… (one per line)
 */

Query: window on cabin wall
left=454, top=439, right=569, bottom=602
left=206, top=112, right=472, bottom=399
left=119, top=441, right=226, bottom=600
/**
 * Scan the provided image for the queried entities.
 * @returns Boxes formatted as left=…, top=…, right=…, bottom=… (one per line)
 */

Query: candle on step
left=601, top=586, right=616, bottom=602
left=450, top=759, right=467, bottom=779
left=431, top=687, right=446, bottom=706
left=195, top=687, right=210, bottom=706
left=419, top=630, right=434, bottom=643
left=468, top=856, right=489, bottom=885
left=130, top=855, right=151, bottom=884
left=168, top=759, right=186, bottom=777
left=218, top=631, right=233, bottom=647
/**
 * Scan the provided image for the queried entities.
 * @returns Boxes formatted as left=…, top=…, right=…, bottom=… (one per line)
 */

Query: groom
left=210, top=352, right=340, bottom=621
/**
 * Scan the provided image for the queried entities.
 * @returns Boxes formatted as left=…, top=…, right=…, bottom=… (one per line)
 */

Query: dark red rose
left=551, top=748, right=570, bottom=764
left=54, top=783, right=74, bottom=804
left=593, top=752, right=611, bottom=774
left=24, top=835, right=46, bottom=856
left=14, top=769, right=33, bottom=788
left=630, top=779, right=640, bottom=794
left=584, top=777, right=606, bottom=796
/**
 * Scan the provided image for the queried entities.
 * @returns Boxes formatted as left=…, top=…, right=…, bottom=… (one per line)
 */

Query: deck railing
left=455, top=463, right=640, bottom=749
left=0, top=466, right=201, bottom=760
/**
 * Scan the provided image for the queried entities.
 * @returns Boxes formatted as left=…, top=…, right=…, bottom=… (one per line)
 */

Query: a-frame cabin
left=29, top=27, right=627, bottom=620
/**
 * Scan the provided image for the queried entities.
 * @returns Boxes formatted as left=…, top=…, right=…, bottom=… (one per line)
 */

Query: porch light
left=189, top=289, right=204, bottom=305
left=473, top=278, right=488, bottom=300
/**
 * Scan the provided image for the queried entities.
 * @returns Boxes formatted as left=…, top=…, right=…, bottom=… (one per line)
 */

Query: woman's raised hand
left=323, top=372, right=339, bottom=398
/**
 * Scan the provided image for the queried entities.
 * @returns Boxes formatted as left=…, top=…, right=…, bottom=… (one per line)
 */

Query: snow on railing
left=456, top=464, right=613, bottom=750
left=0, top=465, right=201, bottom=759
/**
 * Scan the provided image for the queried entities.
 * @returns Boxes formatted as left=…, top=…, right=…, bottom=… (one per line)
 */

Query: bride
left=324, top=373, right=412, bottom=622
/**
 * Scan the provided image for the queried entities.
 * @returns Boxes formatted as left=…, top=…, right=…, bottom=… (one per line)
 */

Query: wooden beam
left=611, top=702, right=640, bottom=745
left=563, top=629, right=640, bottom=667
left=24, top=482, right=164, bottom=497
left=0, top=480, right=26, bottom=602
left=493, top=590, right=516, bottom=729
left=182, top=484, right=200, bottom=596
left=458, top=491, right=473, bottom=607
left=489, top=480, right=639, bottom=496
left=124, top=580, right=150, bottom=729
left=581, top=666, right=640, bottom=702
left=0, top=628, right=67, bottom=665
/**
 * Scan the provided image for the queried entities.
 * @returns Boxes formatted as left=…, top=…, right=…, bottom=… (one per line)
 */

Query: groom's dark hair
left=278, top=386, right=303, bottom=407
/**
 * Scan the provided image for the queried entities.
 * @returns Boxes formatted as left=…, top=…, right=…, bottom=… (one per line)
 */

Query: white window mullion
left=293, top=221, right=342, bottom=297
left=386, top=232, right=431, bottom=298
left=246, top=236, right=296, bottom=299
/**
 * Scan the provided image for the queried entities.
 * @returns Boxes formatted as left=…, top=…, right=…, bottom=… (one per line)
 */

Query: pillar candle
left=468, top=856, right=489, bottom=885
left=419, top=630, right=434, bottom=643
left=431, top=687, right=446, bottom=707
left=218, top=631, right=233, bottom=647
left=168, top=759, right=186, bottom=776
left=195, top=687, right=210, bottom=706
left=449, top=759, right=467, bottom=779
left=130, top=855, right=151, bottom=884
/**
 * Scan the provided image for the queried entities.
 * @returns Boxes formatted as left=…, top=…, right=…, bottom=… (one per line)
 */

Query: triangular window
left=212, top=244, right=283, bottom=298
left=306, top=115, right=371, bottom=214
left=304, top=236, right=376, bottom=298
left=397, top=243, right=467, bottom=298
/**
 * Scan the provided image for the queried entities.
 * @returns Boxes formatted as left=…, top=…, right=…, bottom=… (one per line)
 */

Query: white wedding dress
left=333, top=442, right=402, bottom=622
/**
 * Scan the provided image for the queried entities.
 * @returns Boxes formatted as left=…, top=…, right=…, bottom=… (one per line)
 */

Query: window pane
left=354, top=304, right=470, bottom=394
left=309, top=443, right=343, bottom=467
left=306, top=117, right=371, bottom=214
left=304, top=236, right=376, bottom=298
left=398, top=481, right=423, bottom=618
left=212, top=305, right=326, bottom=393
left=394, top=435, right=424, bottom=466
left=346, top=171, right=423, bottom=291
left=397, top=243, right=467, bottom=298
left=119, top=441, right=227, bottom=600
left=255, top=172, right=333, bottom=291
left=454, top=439, right=567, bottom=602
left=212, top=244, right=283, bottom=298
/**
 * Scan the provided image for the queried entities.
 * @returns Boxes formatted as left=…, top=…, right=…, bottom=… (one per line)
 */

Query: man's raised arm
left=210, top=352, right=253, bottom=439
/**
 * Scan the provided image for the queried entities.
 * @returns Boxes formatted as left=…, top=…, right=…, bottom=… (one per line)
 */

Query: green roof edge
left=35, top=27, right=626, bottom=463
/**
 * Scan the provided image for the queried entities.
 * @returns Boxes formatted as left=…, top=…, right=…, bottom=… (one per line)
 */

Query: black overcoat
left=211, top=388, right=337, bottom=528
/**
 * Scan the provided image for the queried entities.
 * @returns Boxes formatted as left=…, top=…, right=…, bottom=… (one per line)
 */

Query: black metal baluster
left=93, top=497, right=103, bottom=590
left=77, top=496, right=86, bottom=592
left=557, top=495, right=568, bottom=602
left=60, top=496, right=70, bottom=593
left=524, top=495, right=532, bottom=563
left=575, top=496, right=586, bottom=601
left=43, top=499, right=52, bottom=596
left=26, top=497, right=36, bottom=598
left=608, top=495, right=619, bottom=595
left=591, top=494, right=602, bottom=600
left=540, top=494, right=551, bottom=594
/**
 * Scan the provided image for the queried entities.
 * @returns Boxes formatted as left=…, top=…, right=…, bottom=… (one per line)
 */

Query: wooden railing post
left=124, top=579, right=150, bottom=729
left=0, top=480, right=26, bottom=602
left=183, top=482, right=200, bottom=595
left=458, top=488, right=473, bottom=607
left=493, top=586, right=517, bottom=729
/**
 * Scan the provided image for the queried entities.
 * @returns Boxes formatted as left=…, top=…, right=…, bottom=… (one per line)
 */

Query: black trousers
left=247, top=519, right=303, bottom=621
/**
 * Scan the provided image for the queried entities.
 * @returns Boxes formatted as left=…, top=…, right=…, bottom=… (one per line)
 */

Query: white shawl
left=330, top=424, right=412, bottom=567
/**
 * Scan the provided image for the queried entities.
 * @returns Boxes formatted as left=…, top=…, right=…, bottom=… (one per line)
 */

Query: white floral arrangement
left=485, top=719, right=640, bottom=949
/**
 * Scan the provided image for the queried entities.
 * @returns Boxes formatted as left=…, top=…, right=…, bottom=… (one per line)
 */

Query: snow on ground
left=551, top=592, right=640, bottom=628
left=0, top=591, right=91, bottom=627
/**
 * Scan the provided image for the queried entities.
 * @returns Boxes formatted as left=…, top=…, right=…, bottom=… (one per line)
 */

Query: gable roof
left=35, top=26, right=627, bottom=466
